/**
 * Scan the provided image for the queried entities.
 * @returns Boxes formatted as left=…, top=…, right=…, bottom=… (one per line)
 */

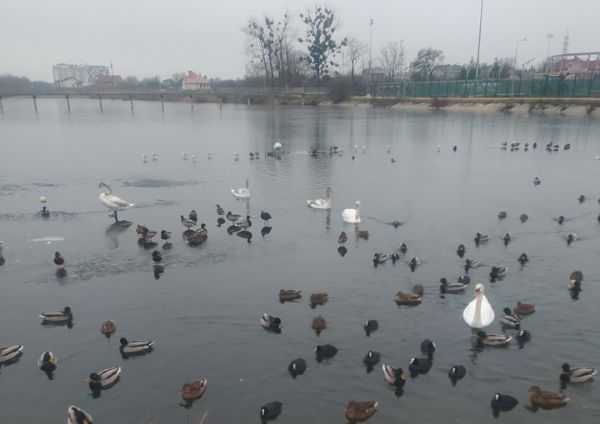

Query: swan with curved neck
left=463, top=283, right=494, bottom=328
left=231, top=179, right=250, bottom=199
left=98, top=182, right=134, bottom=223
left=307, top=187, right=332, bottom=210
left=342, top=201, right=361, bottom=224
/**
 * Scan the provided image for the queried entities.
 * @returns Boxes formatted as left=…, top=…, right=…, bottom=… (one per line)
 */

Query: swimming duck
left=87, top=367, right=121, bottom=392
left=345, top=401, right=378, bottom=422
left=310, top=292, right=329, bottom=308
left=279, top=289, right=301, bottom=302
left=288, top=358, right=307, bottom=378
left=119, top=337, right=155, bottom=355
left=37, top=351, right=57, bottom=373
left=100, top=320, right=117, bottom=337
left=528, top=386, right=569, bottom=408
left=440, top=277, right=468, bottom=294
left=372, top=253, right=388, bottom=267
left=237, top=216, right=252, bottom=230
left=570, top=270, right=583, bottom=284
left=491, top=393, right=518, bottom=413
left=448, top=365, right=466, bottom=384
left=391, top=252, right=400, bottom=264
left=180, top=377, right=207, bottom=403
left=260, top=211, right=272, bottom=225
left=215, top=204, right=225, bottom=218
left=382, top=364, right=406, bottom=386
left=533, top=142, right=537, bottom=148
left=503, top=233, right=511, bottom=246
left=420, top=339, right=436, bottom=357
left=315, top=344, right=338, bottom=361
left=186, top=229, right=207, bottom=245
left=226, top=211, right=241, bottom=224
left=160, top=230, right=171, bottom=242
left=0, top=345, right=24, bottom=364
left=560, top=363, right=597, bottom=383
left=364, top=320, right=379, bottom=336
left=356, top=229, right=369, bottom=240
left=566, top=233, right=577, bottom=246
left=516, top=330, right=531, bottom=345
left=476, top=331, right=511, bottom=347
left=578, top=194, right=586, bottom=203
left=500, top=308, right=521, bottom=329
left=67, top=405, right=93, bottom=424
left=363, top=350, right=381, bottom=366
left=399, top=242, right=407, bottom=254
left=457, top=244, right=466, bottom=257
left=311, top=316, right=327, bottom=336
left=498, top=211, right=507, bottom=220
left=395, top=284, right=423, bottom=306
left=307, top=187, right=332, bottom=210
left=180, top=215, right=196, bottom=230
left=518, top=253, right=529, bottom=265
left=231, top=179, right=250, bottom=199
left=533, top=177, right=541, bottom=186
left=409, top=357, right=432, bottom=375
left=98, top=181, right=134, bottom=223
left=463, top=283, right=494, bottom=328
left=520, top=213, right=528, bottom=222
left=564, top=143, right=571, bottom=150
left=260, top=401, right=282, bottom=422
left=474, top=233, right=489, bottom=243
left=556, top=215, right=566, bottom=225
left=152, top=251, right=162, bottom=264
left=408, top=257, right=420, bottom=272
left=514, top=301, right=535, bottom=316
left=188, top=210, right=198, bottom=223
left=261, top=313, right=282, bottom=332
left=342, top=201, right=361, bottom=224
left=489, top=266, right=507, bottom=282
left=40, top=196, right=50, bottom=217
left=338, top=231, right=348, bottom=245
left=40, top=306, right=73, bottom=323
left=464, top=258, right=480, bottom=271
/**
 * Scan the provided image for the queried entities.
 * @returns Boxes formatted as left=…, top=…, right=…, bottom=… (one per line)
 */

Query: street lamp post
left=474, top=0, right=484, bottom=83
left=546, top=33, right=554, bottom=72
left=367, top=18, right=373, bottom=97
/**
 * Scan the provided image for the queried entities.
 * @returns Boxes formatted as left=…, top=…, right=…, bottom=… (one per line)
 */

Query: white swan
left=99, top=182, right=134, bottom=223
left=463, top=283, right=495, bottom=328
left=273, top=141, right=282, bottom=151
left=307, top=187, right=332, bottom=210
left=231, top=179, right=250, bottom=199
left=342, top=201, right=361, bottom=224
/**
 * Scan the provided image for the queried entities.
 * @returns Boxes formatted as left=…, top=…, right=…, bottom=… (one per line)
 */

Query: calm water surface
left=1, top=98, right=600, bottom=423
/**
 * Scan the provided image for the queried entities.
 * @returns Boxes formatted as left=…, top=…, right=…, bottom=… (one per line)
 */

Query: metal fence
left=375, top=76, right=600, bottom=98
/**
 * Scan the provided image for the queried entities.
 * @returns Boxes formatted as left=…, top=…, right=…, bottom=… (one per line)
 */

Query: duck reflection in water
left=153, top=264, right=164, bottom=280
left=237, top=230, right=253, bottom=243
left=337, top=246, right=348, bottom=257
left=261, top=226, right=272, bottom=237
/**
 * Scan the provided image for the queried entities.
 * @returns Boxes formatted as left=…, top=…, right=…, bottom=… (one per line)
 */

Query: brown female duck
left=345, top=400, right=378, bottom=421
left=528, top=386, right=569, bottom=408
left=395, top=284, right=423, bottom=305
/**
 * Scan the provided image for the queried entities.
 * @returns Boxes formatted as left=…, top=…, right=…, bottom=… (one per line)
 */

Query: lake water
left=1, top=98, right=600, bottom=423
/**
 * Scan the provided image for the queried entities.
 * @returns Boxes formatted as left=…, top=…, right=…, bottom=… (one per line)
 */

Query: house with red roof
left=182, top=71, right=210, bottom=90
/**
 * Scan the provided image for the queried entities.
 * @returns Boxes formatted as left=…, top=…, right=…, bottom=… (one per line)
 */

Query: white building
left=52, top=63, right=109, bottom=87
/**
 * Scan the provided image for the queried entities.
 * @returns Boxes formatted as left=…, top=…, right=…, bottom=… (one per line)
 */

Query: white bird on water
left=342, top=201, right=361, bottom=224
left=231, top=179, right=250, bottom=199
left=98, top=182, right=134, bottom=223
left=463, top=283, right=495, bottom=328
left=307, top=187, right=332, bottom=210
left=273, top=141, right=282, bottom=151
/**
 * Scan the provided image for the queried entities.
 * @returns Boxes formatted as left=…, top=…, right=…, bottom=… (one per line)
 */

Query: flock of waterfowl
left=1, top=140, right=600, bottom=423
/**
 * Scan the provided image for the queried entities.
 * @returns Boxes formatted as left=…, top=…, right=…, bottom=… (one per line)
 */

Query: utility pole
left=474, top=0, right=484, bottom=82
left=368, top=18, right=373, bottom=97
left=546, top=33, right=554, bottom=71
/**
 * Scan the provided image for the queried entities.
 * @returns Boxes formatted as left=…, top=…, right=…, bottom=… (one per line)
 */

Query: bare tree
left=345, top=37, right=367, bottom=87
left=379, top=42, right=404, bottom=81
left=411, top=48, right=444, bottom=81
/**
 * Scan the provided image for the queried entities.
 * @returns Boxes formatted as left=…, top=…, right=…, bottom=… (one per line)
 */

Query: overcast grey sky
left=2, top=0, right=598, bottom=81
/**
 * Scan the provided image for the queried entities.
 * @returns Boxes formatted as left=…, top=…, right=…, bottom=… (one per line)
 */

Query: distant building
left=431, top=64, right=463, bottom=80
left=56, top=77, right=83, bottom=88
left=549, top=54, right=600, bottom=77
left=182, top=71, right=210, bottom=90
left=361, top=68, right=386, bottom=83
left=95, top=75, right=123, bottom=89
left=52, top=63, right=109, bottom=87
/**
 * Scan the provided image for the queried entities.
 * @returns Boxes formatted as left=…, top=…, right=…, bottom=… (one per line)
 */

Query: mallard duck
left=310, top=292, right=329, bottom=308
left=409, top=357, right=432, bottom=375
left=311, top=316, right=326, bottom=336
left=160, top=230, right=171, bottom=241
left=67, top=405, right=93, bottom=424
left=395, top=284, right=423, bottom=306
left=260, top=313, right=282, bottom=332
left=151, top=251, right=162, bottom=264
left=288, top=358, right=307, bottom=378
left=260, top=211, right=272, bottom=225
left=489, top=266, right=507, bottom=282
left=231, top=179, right=250, bottom=199
left=364, top=320, right=378, bottom=336
left=465, top=259, right=480, bottom=270
left=501, top=308, right=520, bottom=329
left=520, top=213, right=528, bottom=222
left=38, top=351, right=57, bottom=372
left=119, top=338, right=154, bottom=355
left=260, top=401, right=282, bottom=421
left=382, top=364, right=406, bottom=386
left=399, top=242, right=407, bottom=253
left=53, top=251, right=65, bottom=268
left=345, top=401, right=378, bottom=422
left=391, top=252, right=400, bottom=264
left=528, top=385, right=569, bottom=408
left=338, top=231, right=347, bottom=245
left=408, top=257, right=420, bottom=272
left=356, top=229, right=369, bottom=240
left=216, top=204, right=225, bottom=217
left=363, top=350, right=381, bottom=366
left=186, top=229, right=207, bottom=245
left=87, top=367, right=121, bottom=391
left=448, top=365, right=466, bottom=383
left=0, top=345, right=24, bottom=364
left=315, top=344, right=338, bottom=361
left=307, top=187, right=332, bottom=210
left=456, top=244, right=466, bottom=257
left=476, top=331, right=511, bottom=347
left=420, top=339, right=436, bottom=357
left=237, top=215, right=252, bottom=230
left=226, top=211, right=241, bottom=224
left=180, top=377, right=207, bottom=402
left=566, top=233, right=577, bottom=246
left=180, top=215, right=196, bottom=229
left=516, top=330, right=531, bottom=345
left=570, top=270, right=583, bottom=283
left=514, top=301, right=535, bottom=316
left=474, top=232, right=489, bottom=243
left=372, top=253, right=387, bottom=266
left=279, top=289, right=301, bottom=302
left=578, top=194, right=586, bottom=203
left=491, top=393, right=518, bottom=412
left=439, top=277, right=468, bottom=294
left=40, top=306, right=73, bottom=323
left=100, top=320, right=117, bottom=337
left=140, top=227, right=157, bottom=241
left=560, top=363, right=597, bottom=383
